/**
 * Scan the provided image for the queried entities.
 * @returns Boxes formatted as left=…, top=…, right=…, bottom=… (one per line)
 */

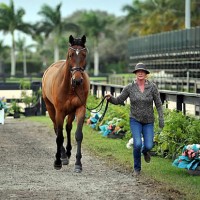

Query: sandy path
left=0, top=118, right=182, bottom=200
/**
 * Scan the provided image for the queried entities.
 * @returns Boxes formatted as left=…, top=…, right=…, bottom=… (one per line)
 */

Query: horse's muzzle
left=71, top=78, right=83, bottom=87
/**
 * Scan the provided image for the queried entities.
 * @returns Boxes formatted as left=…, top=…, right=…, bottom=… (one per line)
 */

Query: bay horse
left=42, top=35, right=89, bottom=172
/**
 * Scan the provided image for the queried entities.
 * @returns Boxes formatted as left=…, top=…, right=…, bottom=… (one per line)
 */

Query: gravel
left=0, top=118, right=182, bottom=200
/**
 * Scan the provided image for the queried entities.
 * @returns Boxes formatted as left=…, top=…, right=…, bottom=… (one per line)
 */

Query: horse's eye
left=82, top=53, right=86, bottom=58
left=69, top=53, right=73, bottom=58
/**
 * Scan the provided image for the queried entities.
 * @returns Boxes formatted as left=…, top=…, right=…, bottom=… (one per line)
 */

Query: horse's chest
left=61, top=97, right=83, bottom=113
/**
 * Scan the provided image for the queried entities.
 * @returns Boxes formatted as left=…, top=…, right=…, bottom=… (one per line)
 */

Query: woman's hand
left=105, top=94, right=111, bottom=101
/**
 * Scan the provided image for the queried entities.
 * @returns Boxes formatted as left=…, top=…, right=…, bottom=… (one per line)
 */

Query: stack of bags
left=173, top=144, right=200, bottom=171
left=87, top=112, right=126, bottom=139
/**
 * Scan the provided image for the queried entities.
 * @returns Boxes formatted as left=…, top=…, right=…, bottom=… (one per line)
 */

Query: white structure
left=185, top=0, right=191, bottom=29
left=0, top=109, right=4, bottom=124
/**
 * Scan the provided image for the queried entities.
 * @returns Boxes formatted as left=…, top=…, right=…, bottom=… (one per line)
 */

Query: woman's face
left=135, top=70, right=147, bottom=80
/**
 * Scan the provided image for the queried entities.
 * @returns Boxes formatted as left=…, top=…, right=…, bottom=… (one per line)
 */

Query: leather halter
left=68, top=46, right=87, bottom=73
left=68, top=46, right=87, bottom=87
left=68, top=46, right=87, bottom=55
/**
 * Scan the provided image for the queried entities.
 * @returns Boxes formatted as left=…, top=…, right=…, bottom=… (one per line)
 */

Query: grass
left=25, top=116, right=200, bottom=200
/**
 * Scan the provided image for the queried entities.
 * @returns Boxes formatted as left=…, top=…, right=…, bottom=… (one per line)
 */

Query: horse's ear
left=81, top=35, right=86, bottom=44
left=69, top=35, right=74, bottom=45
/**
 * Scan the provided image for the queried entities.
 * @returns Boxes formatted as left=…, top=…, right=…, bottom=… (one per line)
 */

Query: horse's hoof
left=54, top=160, right=62, bottom=170
left=74, top=165, right=82, bottom=173
left=61, top=157, right=69, bottom=165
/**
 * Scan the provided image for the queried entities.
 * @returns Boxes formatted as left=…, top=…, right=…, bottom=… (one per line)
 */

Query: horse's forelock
left=74, top=39, right=85, bottom=47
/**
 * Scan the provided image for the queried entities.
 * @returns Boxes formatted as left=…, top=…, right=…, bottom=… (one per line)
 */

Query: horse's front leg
left=61, top=113, right=75, bottom=166
left=54, top=113, right=65, bottom=170
left=74, top=108, right=85, bottom=173
left=65, top=113, right=75, bottom=160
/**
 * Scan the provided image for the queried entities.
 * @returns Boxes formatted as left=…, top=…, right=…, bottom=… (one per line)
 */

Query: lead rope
left=74, top=88, right=109, bottom=122
left=98, top=99, right=109, bottom=122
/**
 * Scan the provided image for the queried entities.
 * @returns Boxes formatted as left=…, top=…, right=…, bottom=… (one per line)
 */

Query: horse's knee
left=56, top=134, right=64, bottom=146
left=56, top=126, right=63, bottom=134
left=66, top=123, right=72, bottom=132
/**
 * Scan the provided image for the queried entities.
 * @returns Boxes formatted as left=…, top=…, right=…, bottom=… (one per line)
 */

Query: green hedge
left=86, top=95, right=200, bottom=160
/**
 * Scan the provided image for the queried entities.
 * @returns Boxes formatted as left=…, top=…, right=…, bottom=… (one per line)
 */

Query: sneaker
left=132, top=170, right=140, bottom=177
left=143, top=151, right=151, bottom=163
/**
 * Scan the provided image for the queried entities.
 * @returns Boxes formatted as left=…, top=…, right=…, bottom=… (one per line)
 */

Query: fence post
left=195, top=83, right=200, bottom=116
left=101, top=85, right=105, bottom=97
left=160, top=93, right=166, bottom=104
left=176, top=95, right=184, bottom=113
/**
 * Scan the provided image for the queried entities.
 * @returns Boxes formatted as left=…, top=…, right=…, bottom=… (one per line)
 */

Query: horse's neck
left=61, top=62, right=72, bottom=91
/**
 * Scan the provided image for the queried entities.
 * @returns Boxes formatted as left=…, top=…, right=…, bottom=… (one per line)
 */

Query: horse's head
left=68, top=35, right=88, bottom=87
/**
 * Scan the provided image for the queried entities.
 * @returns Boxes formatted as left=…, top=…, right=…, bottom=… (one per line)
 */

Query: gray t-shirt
left=109, top=80, right=164, bottom=124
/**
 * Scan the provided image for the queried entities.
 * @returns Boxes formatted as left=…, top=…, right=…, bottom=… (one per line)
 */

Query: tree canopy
left=0, top=0, right=199, bottom=76
left=0, top=0, right=33, bottom=76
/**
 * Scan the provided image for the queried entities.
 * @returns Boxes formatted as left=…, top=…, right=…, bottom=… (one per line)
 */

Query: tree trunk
left=23, top=48, right=27, bottom=76
left=94, top=47, right=99, bottom=76
left=54, top=44, right=59, bottom=62
left=0, top=61, right=3, bottom=74
left=11, top=32, right=16, bottom=77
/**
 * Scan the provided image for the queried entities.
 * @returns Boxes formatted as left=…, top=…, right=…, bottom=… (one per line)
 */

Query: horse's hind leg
left=43, top=97, right=56, bottom=125
left=54, top=113, right=65, bottom=170
left=43, top=98, right=63, bottom=169
left=54, top=122, right=68, bottom=165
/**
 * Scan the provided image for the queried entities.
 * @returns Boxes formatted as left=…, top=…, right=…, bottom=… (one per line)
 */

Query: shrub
left=87, top=95, right=200, bottom=160
left=154, top=109, right=200, bottom=160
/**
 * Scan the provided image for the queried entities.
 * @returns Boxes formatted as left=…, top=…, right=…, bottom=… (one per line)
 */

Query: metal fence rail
left=90, top=82, right=200, bottom=117
left=1, top=81, right=200, bottom=117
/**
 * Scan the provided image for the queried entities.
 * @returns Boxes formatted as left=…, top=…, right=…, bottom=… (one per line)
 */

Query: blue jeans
left=130, top=117, right=154, bottom=172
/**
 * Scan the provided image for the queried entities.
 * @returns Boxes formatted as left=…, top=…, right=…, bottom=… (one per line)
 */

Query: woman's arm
left=152, top=83, right=164, bottom=128
left=105, top=85, right=130, bottom=105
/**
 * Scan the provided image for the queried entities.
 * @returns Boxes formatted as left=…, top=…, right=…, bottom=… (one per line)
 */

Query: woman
left=105, top=63, right=164, bottom=176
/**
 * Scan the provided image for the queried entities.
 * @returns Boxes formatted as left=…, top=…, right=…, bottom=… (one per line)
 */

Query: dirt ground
left=0, top=118, right=183, bottom=200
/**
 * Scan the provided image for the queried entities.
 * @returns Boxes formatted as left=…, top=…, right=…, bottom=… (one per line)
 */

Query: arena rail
left=1, top=82, right=200, bottom=117
left=90, top=82, right=200, bottom=117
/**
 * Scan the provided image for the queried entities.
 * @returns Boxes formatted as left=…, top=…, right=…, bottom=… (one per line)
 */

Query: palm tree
left=79, top=11, right=114, bottom=76
left=36, top=3, right=80, bottom=62
left=16, top=36, right=35, bottom=76
left=142, top=0, right=184, bottom=34
left=0, top=0, right=33, bottom=76
left=191, top=0, right=200, bottom=27
left=32, top=34, right=53, bottom=70
left=122, top=0, right=185, bottom=35
left=0, top=40, right=9, bottom=74
left=124, top=0, right=200, bottom=35
left=122, top=0, right=143, bottom=35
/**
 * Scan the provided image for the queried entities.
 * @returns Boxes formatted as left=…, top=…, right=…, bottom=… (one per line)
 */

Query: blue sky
left=0, top=0, right=132, bottom=45
left=11, top=0, right=132, bottom=21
